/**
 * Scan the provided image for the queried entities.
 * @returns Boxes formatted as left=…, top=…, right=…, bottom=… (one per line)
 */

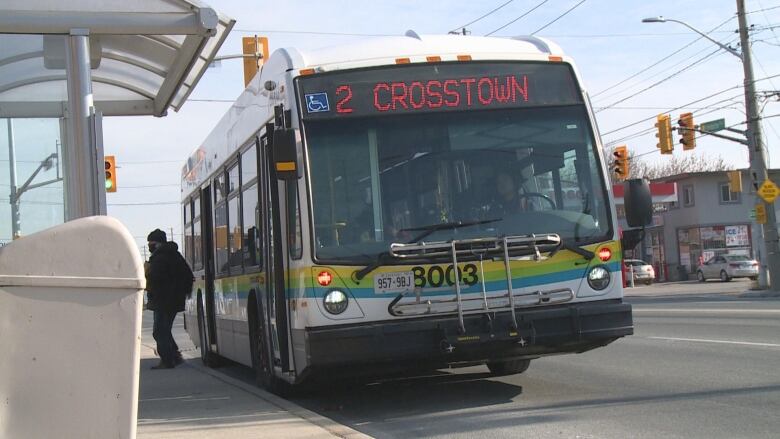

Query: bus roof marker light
left=299, top=68, right=316, bottom=76
left=395, top=57, right=411, bottom=64
left=457, top=54, right=472, bottom=61
left=317, top=271, right=333, bottom=287
left=426, top=56, right=441, bottom=62
left=548, top=55, right=563, bottom=62
left=598, top=247, right=612, bottom=262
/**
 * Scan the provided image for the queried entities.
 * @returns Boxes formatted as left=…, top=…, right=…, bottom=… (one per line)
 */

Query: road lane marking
left=634, top=308, right=780, bottom=314
left=647, top=336, right=780, bottom=348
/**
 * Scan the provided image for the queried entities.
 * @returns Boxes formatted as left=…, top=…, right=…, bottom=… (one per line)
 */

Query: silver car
left=696, top=254, right=759, bottom=282
left=624, top=259, right=655, bottom=285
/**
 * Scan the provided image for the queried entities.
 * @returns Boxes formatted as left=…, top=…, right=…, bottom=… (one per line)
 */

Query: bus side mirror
left=272, top=127, right=300, bottom=180
left=621, top=228, right=644, bottom=251
left=623, top=178, right=652, bottom=227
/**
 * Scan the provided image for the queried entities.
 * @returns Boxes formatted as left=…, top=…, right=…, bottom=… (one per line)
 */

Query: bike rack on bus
left=388, top=234, right=573, bottom=334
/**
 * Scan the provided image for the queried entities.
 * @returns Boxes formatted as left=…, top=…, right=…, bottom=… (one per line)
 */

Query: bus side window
left=242, top=183, right=261, bottom=267
left=241, top=143, right=262, bottom=268
left=214, top=201, right=228, bottom=275
left=287, top=182, right=302, bottom=259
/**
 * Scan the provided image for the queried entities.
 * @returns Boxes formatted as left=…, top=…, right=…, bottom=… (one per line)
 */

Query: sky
left=4, top=0, right=780, bottom=255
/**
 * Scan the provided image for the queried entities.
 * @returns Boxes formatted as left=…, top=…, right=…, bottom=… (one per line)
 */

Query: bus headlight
left=587, top=266, right=611, bottom=290
left=323, top=289, right=349, bottom=314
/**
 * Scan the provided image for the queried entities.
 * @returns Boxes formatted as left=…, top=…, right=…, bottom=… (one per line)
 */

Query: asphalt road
left=193, top=282, right=780, bottom=438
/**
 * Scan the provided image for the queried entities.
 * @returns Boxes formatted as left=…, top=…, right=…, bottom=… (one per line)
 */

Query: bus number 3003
left=412, top=264, right=479, bottom=288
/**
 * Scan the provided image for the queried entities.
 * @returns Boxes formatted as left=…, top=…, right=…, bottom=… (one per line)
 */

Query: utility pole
left=737, top=0, right=780, bottom=290
left=6, top=119, right=20, bottom=239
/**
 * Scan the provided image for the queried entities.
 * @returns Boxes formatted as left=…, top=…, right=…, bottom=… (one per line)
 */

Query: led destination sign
left=298, top=62, right=581, bottom=119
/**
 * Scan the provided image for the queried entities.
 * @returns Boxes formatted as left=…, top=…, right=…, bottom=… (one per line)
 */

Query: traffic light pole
left=737, top=0, right=780, bottom=290
left=645, top=3, right=779, bottom=290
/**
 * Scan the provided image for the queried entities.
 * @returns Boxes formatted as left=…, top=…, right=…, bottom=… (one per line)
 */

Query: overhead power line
left=532, top=0, right=587, bottom=35
left=748, top=5, right=780, bottom=14
left=600, top=71, right=780, bottom=138
left=452, top=0, right=516, bottom=33
left=233, top=29, right=395, bottom=37
left=596, top=44, right=730, bottom=113
left=108, top=201, right=180, bottom=206
left=485, top=0, right=550, bottom=36
left=603, top=99, right=742, bottom=146
left=591, top=15, right=735, bottom=99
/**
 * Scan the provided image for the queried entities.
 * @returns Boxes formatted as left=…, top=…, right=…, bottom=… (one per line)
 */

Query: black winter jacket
left=145, top=242, right=192, bottom=312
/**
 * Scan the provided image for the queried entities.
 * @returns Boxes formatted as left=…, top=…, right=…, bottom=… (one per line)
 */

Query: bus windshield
left=305, top=106, right=610, bottom=261
left=298, top=63, right=611, bottom=262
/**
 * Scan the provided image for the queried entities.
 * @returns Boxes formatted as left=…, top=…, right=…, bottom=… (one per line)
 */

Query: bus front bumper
left=304, top=299, right=632, bottom=369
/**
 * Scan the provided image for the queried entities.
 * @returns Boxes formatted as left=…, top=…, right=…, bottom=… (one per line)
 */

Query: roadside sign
left=757, top=179, right=780, bottom=203
left=700, top=118, right=726, bottom=133
left=750, top=208, right=756, bottom=220
left=755, top=204, right=767, bottom=224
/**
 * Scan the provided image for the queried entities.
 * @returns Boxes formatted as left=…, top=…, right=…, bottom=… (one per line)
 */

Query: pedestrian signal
left=655, top=114, right=673, bottom=154
left=104, top=155, right=117, bottom=193
left=678, top=112, right=696, bottom=150
left=612, top=145, right=629, bottom=180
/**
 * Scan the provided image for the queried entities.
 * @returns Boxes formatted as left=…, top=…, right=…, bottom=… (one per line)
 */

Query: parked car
left=624, top=259, right=655, bottom=285
left=696, top=254, right=759, bottom=282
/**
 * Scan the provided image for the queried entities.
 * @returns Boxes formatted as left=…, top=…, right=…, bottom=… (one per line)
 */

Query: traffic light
left=612, top=145, right=630, bottom=180
left=678, top=112, right=696, bottom=150
left=655, top=114, right=673, bottom=154
left=728, top=170, right=742, bottom=193
left=104, top=155, right=117, bottom=193
left=242, top=36, right=269, bottom=87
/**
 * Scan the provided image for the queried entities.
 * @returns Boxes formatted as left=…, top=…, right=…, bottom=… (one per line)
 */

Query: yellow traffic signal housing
left=612, top=145, right=629, bottom=180
left=728, top=170, right=742, bottom=193
left=678, top=112, right=696, bottom=150
left=242, top=36, right=269, bottom=87
left=655, top=114, right=673, bottom=154
left=104, top=155, right=117, bottom=193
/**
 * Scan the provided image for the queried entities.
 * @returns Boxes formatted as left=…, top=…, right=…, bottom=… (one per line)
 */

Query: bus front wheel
left=486, top=359, right=531, bottom=376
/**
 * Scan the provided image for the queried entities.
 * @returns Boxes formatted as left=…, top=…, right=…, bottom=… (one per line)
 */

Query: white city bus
left=180, top=33, right=649, bottom=392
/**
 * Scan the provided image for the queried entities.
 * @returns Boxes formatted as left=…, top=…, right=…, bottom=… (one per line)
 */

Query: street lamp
left=642, top=2, right=780, bottom=292
left=641, top=16, right=741, bottom=58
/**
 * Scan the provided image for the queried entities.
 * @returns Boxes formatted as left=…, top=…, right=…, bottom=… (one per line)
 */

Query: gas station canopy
left=0, top=0, right=235, bottom=117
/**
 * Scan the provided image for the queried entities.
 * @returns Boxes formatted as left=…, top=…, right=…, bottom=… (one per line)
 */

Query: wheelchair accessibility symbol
left=305, top=92, right=330, bottom=113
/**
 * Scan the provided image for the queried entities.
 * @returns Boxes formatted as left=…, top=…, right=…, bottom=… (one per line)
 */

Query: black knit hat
left=147, top=229, right=167, bottom=243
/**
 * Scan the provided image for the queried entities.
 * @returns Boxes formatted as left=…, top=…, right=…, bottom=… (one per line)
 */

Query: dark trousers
left=153, top=309, right=179, bottom=366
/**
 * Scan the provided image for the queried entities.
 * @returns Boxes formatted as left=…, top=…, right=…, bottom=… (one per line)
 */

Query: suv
left=624, top=259, right=655, bottom=285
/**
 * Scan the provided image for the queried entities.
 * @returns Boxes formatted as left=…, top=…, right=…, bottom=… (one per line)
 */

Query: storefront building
left=615, top=169, right=780, bottom=282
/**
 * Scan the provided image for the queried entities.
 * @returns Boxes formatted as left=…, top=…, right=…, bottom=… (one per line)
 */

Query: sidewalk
left=137, top=312, right=370, bottom=439
left=622, top=278, right=780, bottom=299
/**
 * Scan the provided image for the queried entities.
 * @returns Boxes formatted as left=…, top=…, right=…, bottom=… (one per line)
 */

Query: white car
left=696, top=254, right=759, bottom=282
left=624, top=259, right=655, bottom=285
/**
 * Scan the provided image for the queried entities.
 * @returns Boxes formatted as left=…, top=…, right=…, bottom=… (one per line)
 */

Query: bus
left=180, top=33, right=651, bottom=392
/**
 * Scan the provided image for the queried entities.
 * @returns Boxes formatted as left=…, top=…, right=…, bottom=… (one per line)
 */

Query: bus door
left=200, top=185, right=218, bottom=351
left=260, top=130, right=291, bottom=373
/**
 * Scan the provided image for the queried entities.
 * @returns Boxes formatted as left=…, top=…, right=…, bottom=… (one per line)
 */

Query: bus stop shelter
left=0, top=0, right=234, bottom=225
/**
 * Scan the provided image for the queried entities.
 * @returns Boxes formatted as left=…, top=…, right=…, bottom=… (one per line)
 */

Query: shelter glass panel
left=0, top=118, right=64, bottom=244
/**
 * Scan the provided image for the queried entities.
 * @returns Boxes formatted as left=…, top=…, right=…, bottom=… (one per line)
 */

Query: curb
left=739, top=290, right=780, bottom=298
left=178, top=351, right=372, bottom=439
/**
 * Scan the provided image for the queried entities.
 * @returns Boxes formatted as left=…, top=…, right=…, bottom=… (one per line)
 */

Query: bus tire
left=487, top=359, right=531, bottom=376
left=197, top=294, right=220, bottom=368
left=248, top=294, right=288, bottom=396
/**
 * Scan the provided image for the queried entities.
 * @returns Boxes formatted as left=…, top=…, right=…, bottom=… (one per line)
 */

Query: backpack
left=174, top=253, right=195, bottom=300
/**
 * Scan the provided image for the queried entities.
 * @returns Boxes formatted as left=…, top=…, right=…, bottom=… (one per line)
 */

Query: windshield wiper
left=550, top=240, right=595, bottom=261
left=353, top=218, right=502, bottom=281
left=402, top=218, right=502, bottom=243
